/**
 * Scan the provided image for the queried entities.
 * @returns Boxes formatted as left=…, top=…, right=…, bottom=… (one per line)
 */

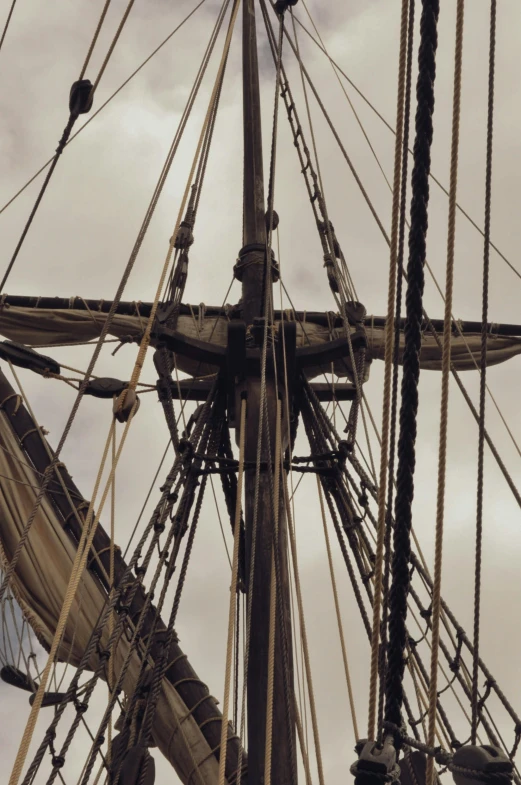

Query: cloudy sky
left=2, top=0, right=521, bottom=783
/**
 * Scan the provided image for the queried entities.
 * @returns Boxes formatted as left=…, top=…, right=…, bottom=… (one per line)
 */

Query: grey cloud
left=1, top=0, right=521, bottom=782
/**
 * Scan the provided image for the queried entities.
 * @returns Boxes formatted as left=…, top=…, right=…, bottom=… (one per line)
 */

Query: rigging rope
left=218, top=397, right=246, bottom=785
left=472, top=0, right=497, bottom=745
left=237, top=8, right=295, bottom=784
left=264, top=399, right=281, bottom=785
left=385, top=0, right=440, bottom=734
left=0, top=0, right=208, bottom=218
left=8, top=411, right=121, bottom=785
left=7, top=3, right=240, bottom=763
left=78, top=0, right=113, bottom=80
left=367, top=0, right=410, bottom=743
left=286, top=0, right=521, bottom=518
left=107, top=423, right=117, bottom=768
left=0, top=0, right=135, bottom=294
left=0, top=0, right=17, bottom=55
left=378, top=0, right=415, bottom=741
left=426, top=3, right=465, bottom=784
left=316, top=478, right=359, bottom=741
left=0, top=0, right=231, bottom=610
left=127, top=0, right=239, bottom=396
left=282, top=469, right=325, bottom=785
left=292, top=12, right=521, bottom=286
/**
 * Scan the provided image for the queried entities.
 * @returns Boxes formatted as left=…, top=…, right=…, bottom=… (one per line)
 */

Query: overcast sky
left=2, top=0, right=521, bottom=783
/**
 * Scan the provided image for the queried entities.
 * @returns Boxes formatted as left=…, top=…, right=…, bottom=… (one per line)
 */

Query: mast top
left=241, top=0, right=266, bottom=249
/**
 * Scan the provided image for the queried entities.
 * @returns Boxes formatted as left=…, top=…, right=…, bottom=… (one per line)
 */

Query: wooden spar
left=0, top=368, right=247, bottom=784
left=1, top=295, right=520, bottom=336
left=167, top=378, right=356, bottom=402
left=239, top=1, right=296, bottom=783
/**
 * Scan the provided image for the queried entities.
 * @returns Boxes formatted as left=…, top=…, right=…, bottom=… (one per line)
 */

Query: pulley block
left=345, top=301, right=367, bottom=325
left=113, top=388, right=140, bottom=422
left=0, top=340, right=60, bottom=376
left=274, top=0, right=299, bottom=15
left=0, top=664, right=36, bottom=692
left=29, top=690, right=71, bottom=708
left=84, top=377, right=128, bottom=399
left=69, top=79, right=93, bottom=115
left=451, top=745, right=513, bottom=785
left=265, top=208, right=279, bottom=231
left=351, top=739, right=400, bottom=785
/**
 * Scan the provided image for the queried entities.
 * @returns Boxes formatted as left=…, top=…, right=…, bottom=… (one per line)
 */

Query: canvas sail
left=0, top=306, right=519, bottom=378
left=0, top=404, right=226, bottom=785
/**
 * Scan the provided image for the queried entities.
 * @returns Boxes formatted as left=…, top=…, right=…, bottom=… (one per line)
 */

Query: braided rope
left=426, top=3, right=465, bottom=784
left=7, top=12, right=238, bottom=772
left=20, top=451, right=184, bottom=784
left=379, top=0, right=415, bottom=740
left=218, top=397, right=246, bottom=785
left=472, top=0, right=497, bottom=744
left=282, top=469, right=325, bottom=785
left=384, top=0, right=440, bottom=733
left=0, top=0, right=17, bottom=55
left=0, top=0, right=229, bottom=610
left=316, top=477, right=359, bottom=740
left=8, top=414, right=118, bottom=785
left=264, top=399, right=281, bottom=785
left=91, top=0, right=135, bottom=92
left=367, top=0, right=410, bottom=742
left=78, top=0, right=113, bottom=81
left=127, top=0, right=240, bottom=395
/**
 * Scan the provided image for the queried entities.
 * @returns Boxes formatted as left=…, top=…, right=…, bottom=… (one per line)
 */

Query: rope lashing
left=384, top=0, right=440, bottom=736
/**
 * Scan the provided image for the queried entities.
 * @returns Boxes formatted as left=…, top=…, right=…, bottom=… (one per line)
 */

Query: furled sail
left=0, top=305, right=519, bottom=378
left=0, top=369, right=243, bottom=784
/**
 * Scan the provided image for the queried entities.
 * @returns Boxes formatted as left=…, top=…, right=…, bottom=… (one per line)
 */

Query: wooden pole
left=240, top=1, right=296, bottom=782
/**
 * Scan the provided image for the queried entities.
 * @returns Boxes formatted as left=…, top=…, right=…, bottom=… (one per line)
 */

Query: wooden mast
left=238, top=0, right=296, bottom=782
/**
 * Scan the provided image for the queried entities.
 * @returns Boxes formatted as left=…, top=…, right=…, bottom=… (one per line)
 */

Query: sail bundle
left=0, top=394, right=229, bottom=785
left=0, top=305, right=519, bottom=379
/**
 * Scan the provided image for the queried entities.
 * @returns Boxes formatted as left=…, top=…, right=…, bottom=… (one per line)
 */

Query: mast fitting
left=234, top=243, right=279, bottom=283
left=274, top=0, right=299, bottom=15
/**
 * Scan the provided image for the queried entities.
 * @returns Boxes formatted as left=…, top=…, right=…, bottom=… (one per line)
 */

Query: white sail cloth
left=0, top=305, right=520, bottom=376
left=0, top=410, right=221, bottom=785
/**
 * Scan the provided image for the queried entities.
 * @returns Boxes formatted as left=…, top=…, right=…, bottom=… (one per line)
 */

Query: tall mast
left=236, top=0, right=296, bottom=782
